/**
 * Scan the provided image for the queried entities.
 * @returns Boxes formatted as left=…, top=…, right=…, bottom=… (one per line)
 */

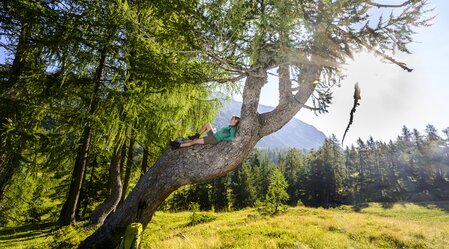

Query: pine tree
left=281, top=148, right=305, bottom=205
left=231, top=162, right=257, bottom=210
left=211, top=176, right=230, bottom=212
left=264, top=167, right=289, bottom=215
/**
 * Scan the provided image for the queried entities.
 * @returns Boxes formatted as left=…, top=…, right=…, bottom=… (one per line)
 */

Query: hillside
left=214, top=100, right=326, bottom=149
left=1, top=202, right=448, bottom=248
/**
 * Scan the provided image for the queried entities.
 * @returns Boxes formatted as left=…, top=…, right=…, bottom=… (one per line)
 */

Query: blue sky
left=248, top=0, right=449, bottom=145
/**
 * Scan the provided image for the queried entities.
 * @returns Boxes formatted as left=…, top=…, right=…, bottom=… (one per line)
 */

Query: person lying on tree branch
left=170, top=115, right=240, bottom=149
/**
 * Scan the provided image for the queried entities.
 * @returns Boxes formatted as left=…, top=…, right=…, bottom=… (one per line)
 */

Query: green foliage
left=187, top=202, right=216, bottom=226
left=231, top=162, right=257, bottom=209
left=0, top=171, right=61, bottom=227
left=0, top=0, right=224, bottom=225
left=281, top=148, right=305, bottom=205
left=302, top=135, right=346, bottom=207
left=261, top=168, right=289, bottom=215
left=45, top=225, right=92, bottom=249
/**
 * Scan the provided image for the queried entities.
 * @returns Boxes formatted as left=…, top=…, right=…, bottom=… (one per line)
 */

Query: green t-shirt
left=213, top=126, right=237, bottom=142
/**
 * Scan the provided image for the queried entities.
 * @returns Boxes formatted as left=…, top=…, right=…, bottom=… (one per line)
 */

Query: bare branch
left=366, top=0, right=414, bottom=8
left=342, top=83, right=361, bottom=145
left=341, top=28, right=413, bottom=72
left=206, top=51, right=248, bottom=73
left=207, top=73, right=247, bottom=84
left=292, top=97, right=321, bottom=111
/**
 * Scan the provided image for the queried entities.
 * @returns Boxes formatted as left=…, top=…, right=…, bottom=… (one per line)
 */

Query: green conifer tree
left=264, top=167, right=289, bottom=215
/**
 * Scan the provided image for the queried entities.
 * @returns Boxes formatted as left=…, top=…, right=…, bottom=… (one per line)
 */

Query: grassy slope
left=1, top=202, right=449, bottom=249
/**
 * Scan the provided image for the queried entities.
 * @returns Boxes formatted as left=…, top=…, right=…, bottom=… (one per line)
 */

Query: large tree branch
left=79, top=130, right=259, bottom=248
left=278, top=63, right=293, bottom=106
left=206, top=50, right=249, bottom=73
left=259, top=63, right=321, bottom=137
left=239, top=69, right=267, bottom=138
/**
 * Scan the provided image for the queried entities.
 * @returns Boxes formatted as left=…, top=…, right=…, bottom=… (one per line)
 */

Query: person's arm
left=222, top=127, right=236, bottom=141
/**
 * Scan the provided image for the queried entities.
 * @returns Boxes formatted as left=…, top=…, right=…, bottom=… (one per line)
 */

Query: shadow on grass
left=351, top=203, right=369, bottom=212
left=411, top=201, right=449, bottom=213
left=0, top=222, right=58, bottom=242
left=381, top=202, right=394, bottom=209
left=349, top=201, right=449, bottom=213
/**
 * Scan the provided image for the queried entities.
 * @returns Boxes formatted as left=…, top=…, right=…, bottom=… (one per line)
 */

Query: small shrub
left=188, top=203, right=216, bottom=226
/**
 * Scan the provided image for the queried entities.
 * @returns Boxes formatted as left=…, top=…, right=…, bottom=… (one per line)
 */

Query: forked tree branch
left=259, top=63, right=321, bottom=137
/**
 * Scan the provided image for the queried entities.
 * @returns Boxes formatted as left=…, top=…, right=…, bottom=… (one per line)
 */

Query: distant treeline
left=1, top=125, right=448, bottom=226
left=162, top=125, right=449, bottom=211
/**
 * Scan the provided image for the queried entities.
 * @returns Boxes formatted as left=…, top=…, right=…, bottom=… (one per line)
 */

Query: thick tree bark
left=119, top=142, right=128, bottom=184
left=89, top=144, right=124, bottom=226
left=59, top=48, right=107, bottom=225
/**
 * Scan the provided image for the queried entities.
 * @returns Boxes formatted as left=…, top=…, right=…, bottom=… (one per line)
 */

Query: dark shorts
left=203, top=130, right=219, bottom=145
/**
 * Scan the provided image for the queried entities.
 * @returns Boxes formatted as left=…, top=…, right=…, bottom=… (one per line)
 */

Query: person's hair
left=231, top=115, right=240, bottom=127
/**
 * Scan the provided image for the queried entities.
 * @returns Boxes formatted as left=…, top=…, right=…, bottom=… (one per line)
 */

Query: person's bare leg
left=198, top=123, right=213, bottom=135
left=180, top=138, right=205, bottom=148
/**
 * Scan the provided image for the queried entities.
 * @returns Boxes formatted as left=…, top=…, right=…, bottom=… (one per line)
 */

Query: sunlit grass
left=143, top=202, right=449, bottom=249
left=1, top=202, right=448, bottom=248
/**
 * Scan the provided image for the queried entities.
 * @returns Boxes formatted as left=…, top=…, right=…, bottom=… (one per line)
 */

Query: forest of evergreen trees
left=162, top=125, right=449, bottom=211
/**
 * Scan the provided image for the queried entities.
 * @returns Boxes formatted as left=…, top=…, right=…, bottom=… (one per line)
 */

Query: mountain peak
left=214, top=99, right=326, bottom=149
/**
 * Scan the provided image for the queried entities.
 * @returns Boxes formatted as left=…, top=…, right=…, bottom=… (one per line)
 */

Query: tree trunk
left=89, top=144, right=124, bottom=226
left=141, top=148, right=149, bottom=176
left=119, top=141, right=127, bottom=183
left=120, top=137, right=135, bottom=204
left=59, top=48, right=107, bottom=225
left=59, top=126, right=92, bottom=225
left=81, top=158, right=98, bottom=219
left=76, top=155, right=90, bottom=220
left=79, top=72, right=266, bottom=248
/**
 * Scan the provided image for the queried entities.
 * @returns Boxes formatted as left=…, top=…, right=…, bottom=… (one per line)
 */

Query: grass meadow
left=1, top=202, right=448, bottom=249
